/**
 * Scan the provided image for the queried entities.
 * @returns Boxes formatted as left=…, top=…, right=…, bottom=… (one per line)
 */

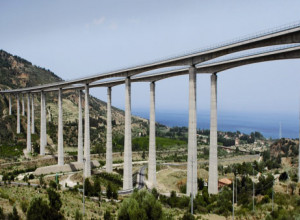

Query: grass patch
left=0, top=144, right=25, bottom=158
left=132, top=136, right=187, bottom=151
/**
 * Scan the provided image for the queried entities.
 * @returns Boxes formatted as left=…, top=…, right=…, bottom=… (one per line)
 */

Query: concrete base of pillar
left=33, top=160, right=100, bottom=175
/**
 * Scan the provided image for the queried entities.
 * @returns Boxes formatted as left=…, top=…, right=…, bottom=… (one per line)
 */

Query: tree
left=84, top=178, right=93, bottom=196
left=49, top=180, right=57, bottom=189
left=94, top=177, right=101, bottom=196
left=198, top=178, right=204, bottom=191
left=27, top=193, right=64, bottom=220
left=106, top=183, right=113, bottom=199
left=151, top=188, right=159, bottom=199
left=47, top=188, right=62, bottom=211
left=26, top=197, right=51, bottom=220
left=118, top=190, right=163, bottom=220
left=279, top=172, right=288, bottom=181
left=112, top=187, right=118, bottom=200
left=215, top=187, right=232, bottom=216
left=39, top=175, right=44, bottom=186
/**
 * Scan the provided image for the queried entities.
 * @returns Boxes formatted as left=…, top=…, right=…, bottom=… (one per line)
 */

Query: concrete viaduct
left=1, top=21, right=300, bottom=196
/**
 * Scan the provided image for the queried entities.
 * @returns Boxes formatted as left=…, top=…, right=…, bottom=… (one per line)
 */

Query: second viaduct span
left=1, top=21, right=300, bottom=196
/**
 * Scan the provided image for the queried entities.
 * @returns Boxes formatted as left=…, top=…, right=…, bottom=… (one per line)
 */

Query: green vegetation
left=118, top=189, right=163, bottom=220
left=96, top=172, right=123, bottom=189
left=0, top=144, right=25, bottom=158
left=26, top=189, right=64, bottom=219
left=113, top=136, right=187, bottom=152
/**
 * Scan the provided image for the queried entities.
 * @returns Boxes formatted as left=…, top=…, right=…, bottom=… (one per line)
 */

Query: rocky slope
left=0, top=49, right=149, bottom=153
left=270, top=138, right=299, bottom=158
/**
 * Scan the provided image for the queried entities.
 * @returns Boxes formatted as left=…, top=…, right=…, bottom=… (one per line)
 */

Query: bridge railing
left=93, top=21, right=300, bottom=75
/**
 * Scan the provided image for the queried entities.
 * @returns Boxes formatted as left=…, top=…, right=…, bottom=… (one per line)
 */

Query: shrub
left=104, top=210, right=112, bottom=220
left=75, top=209, right=83, bottom=220
left=8, top=206, right=19, bottom=220
left=49, top=180, right=57, bottom=189
left=279, top=172, right=288, bottom=181
left=261, top=195, right=270, bottom=204
left=181, top=213, right=195, bottom=220
left=28, top=174, right=34, bottom=180
left=0, top=207, right=4, bottom=219
left=20, top=199, right=29, bottom=213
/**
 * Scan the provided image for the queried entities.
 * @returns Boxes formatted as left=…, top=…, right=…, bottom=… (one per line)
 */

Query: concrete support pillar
left=106, top=87, right=113, bottom=173
left=187, top=66, right=198, bottom=196
left=31, top=94, right=35, bottom=134
left=123, top=77, right=133, bottom=190
left=17, top=94, right=20, bottom=134
left=148, top=81, right=156, bottom=187
left=40, top=92, right=47, bottom=155
left=26, top=94, right=31, bottom=153
left=22, top=94, right=25, bottom=116
left=84, top=84, right=91, bottom=177
left=77, top=90, right=83, bottom=163
left=58, top=88, right=64, bottom=166
left=8, top=94, right=12, bottom=115
left=208, top=73, right=218, bottom=194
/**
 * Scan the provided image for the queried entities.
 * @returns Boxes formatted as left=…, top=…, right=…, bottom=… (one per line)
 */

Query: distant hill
left=0, top=49, right=149, bottom=154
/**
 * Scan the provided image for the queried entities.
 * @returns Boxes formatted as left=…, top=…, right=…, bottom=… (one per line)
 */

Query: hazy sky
left=1, top=1, right=300, bottom=118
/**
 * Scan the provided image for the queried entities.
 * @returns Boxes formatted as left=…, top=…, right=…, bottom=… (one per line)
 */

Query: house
left=218, top=178, right=232, bottom=189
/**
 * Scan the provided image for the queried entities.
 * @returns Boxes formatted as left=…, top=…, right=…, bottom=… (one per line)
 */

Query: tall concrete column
left=84, top=84, right=91, bottom=177
left=106, top=87, right=113, bottom=173
left=40, top=91, right=47, bottom=155
left=123, top=77, right=133, bottom=190
left=42, top=92, right=47, bottom=147
left=58, top=88, right=64, bottom=165
left=26, top=94, right=31, bottom=153
left=17, top=94, right=20, bottom=134
left=208, top=73, right=218, bottom=194
left=148, top=82, right=157, bottom=187
left=77, top=90, right=83, bottom=163
left=8, top=94, right=12, bottom=115
left=22, top=94, right=25, bottom=116
left=31, top=94, right=35, bottom=134
left=187, top=66, right=198, bottom=196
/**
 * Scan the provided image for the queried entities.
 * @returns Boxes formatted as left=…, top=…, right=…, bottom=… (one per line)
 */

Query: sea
left=132, top=109, right=299, bottom=139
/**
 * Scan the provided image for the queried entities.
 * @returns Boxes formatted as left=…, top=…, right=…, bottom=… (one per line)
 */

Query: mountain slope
left=0, top=49, right=149, bottom=154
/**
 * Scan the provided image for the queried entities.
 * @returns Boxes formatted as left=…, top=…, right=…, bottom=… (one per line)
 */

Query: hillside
left=0, top=49, right=149, bottom=155
left=270, top=138, right=299, bottom=158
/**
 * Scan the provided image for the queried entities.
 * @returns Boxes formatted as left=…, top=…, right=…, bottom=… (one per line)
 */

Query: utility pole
left=252, top=165, right=255, bottom=213
left=232, top=179, right=234, bottom=220
left=191, top=158, right=194, bottom=215
left=83, top=158, right=86, bottom=216
left=279, top=122, right=282, bottom=139
left=235, top=174, right=238, bottom=204
left=272, top=179, right=274, bottom=212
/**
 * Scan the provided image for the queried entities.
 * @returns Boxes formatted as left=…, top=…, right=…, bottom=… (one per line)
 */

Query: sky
left=1, top=1, right=300, bottom=127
